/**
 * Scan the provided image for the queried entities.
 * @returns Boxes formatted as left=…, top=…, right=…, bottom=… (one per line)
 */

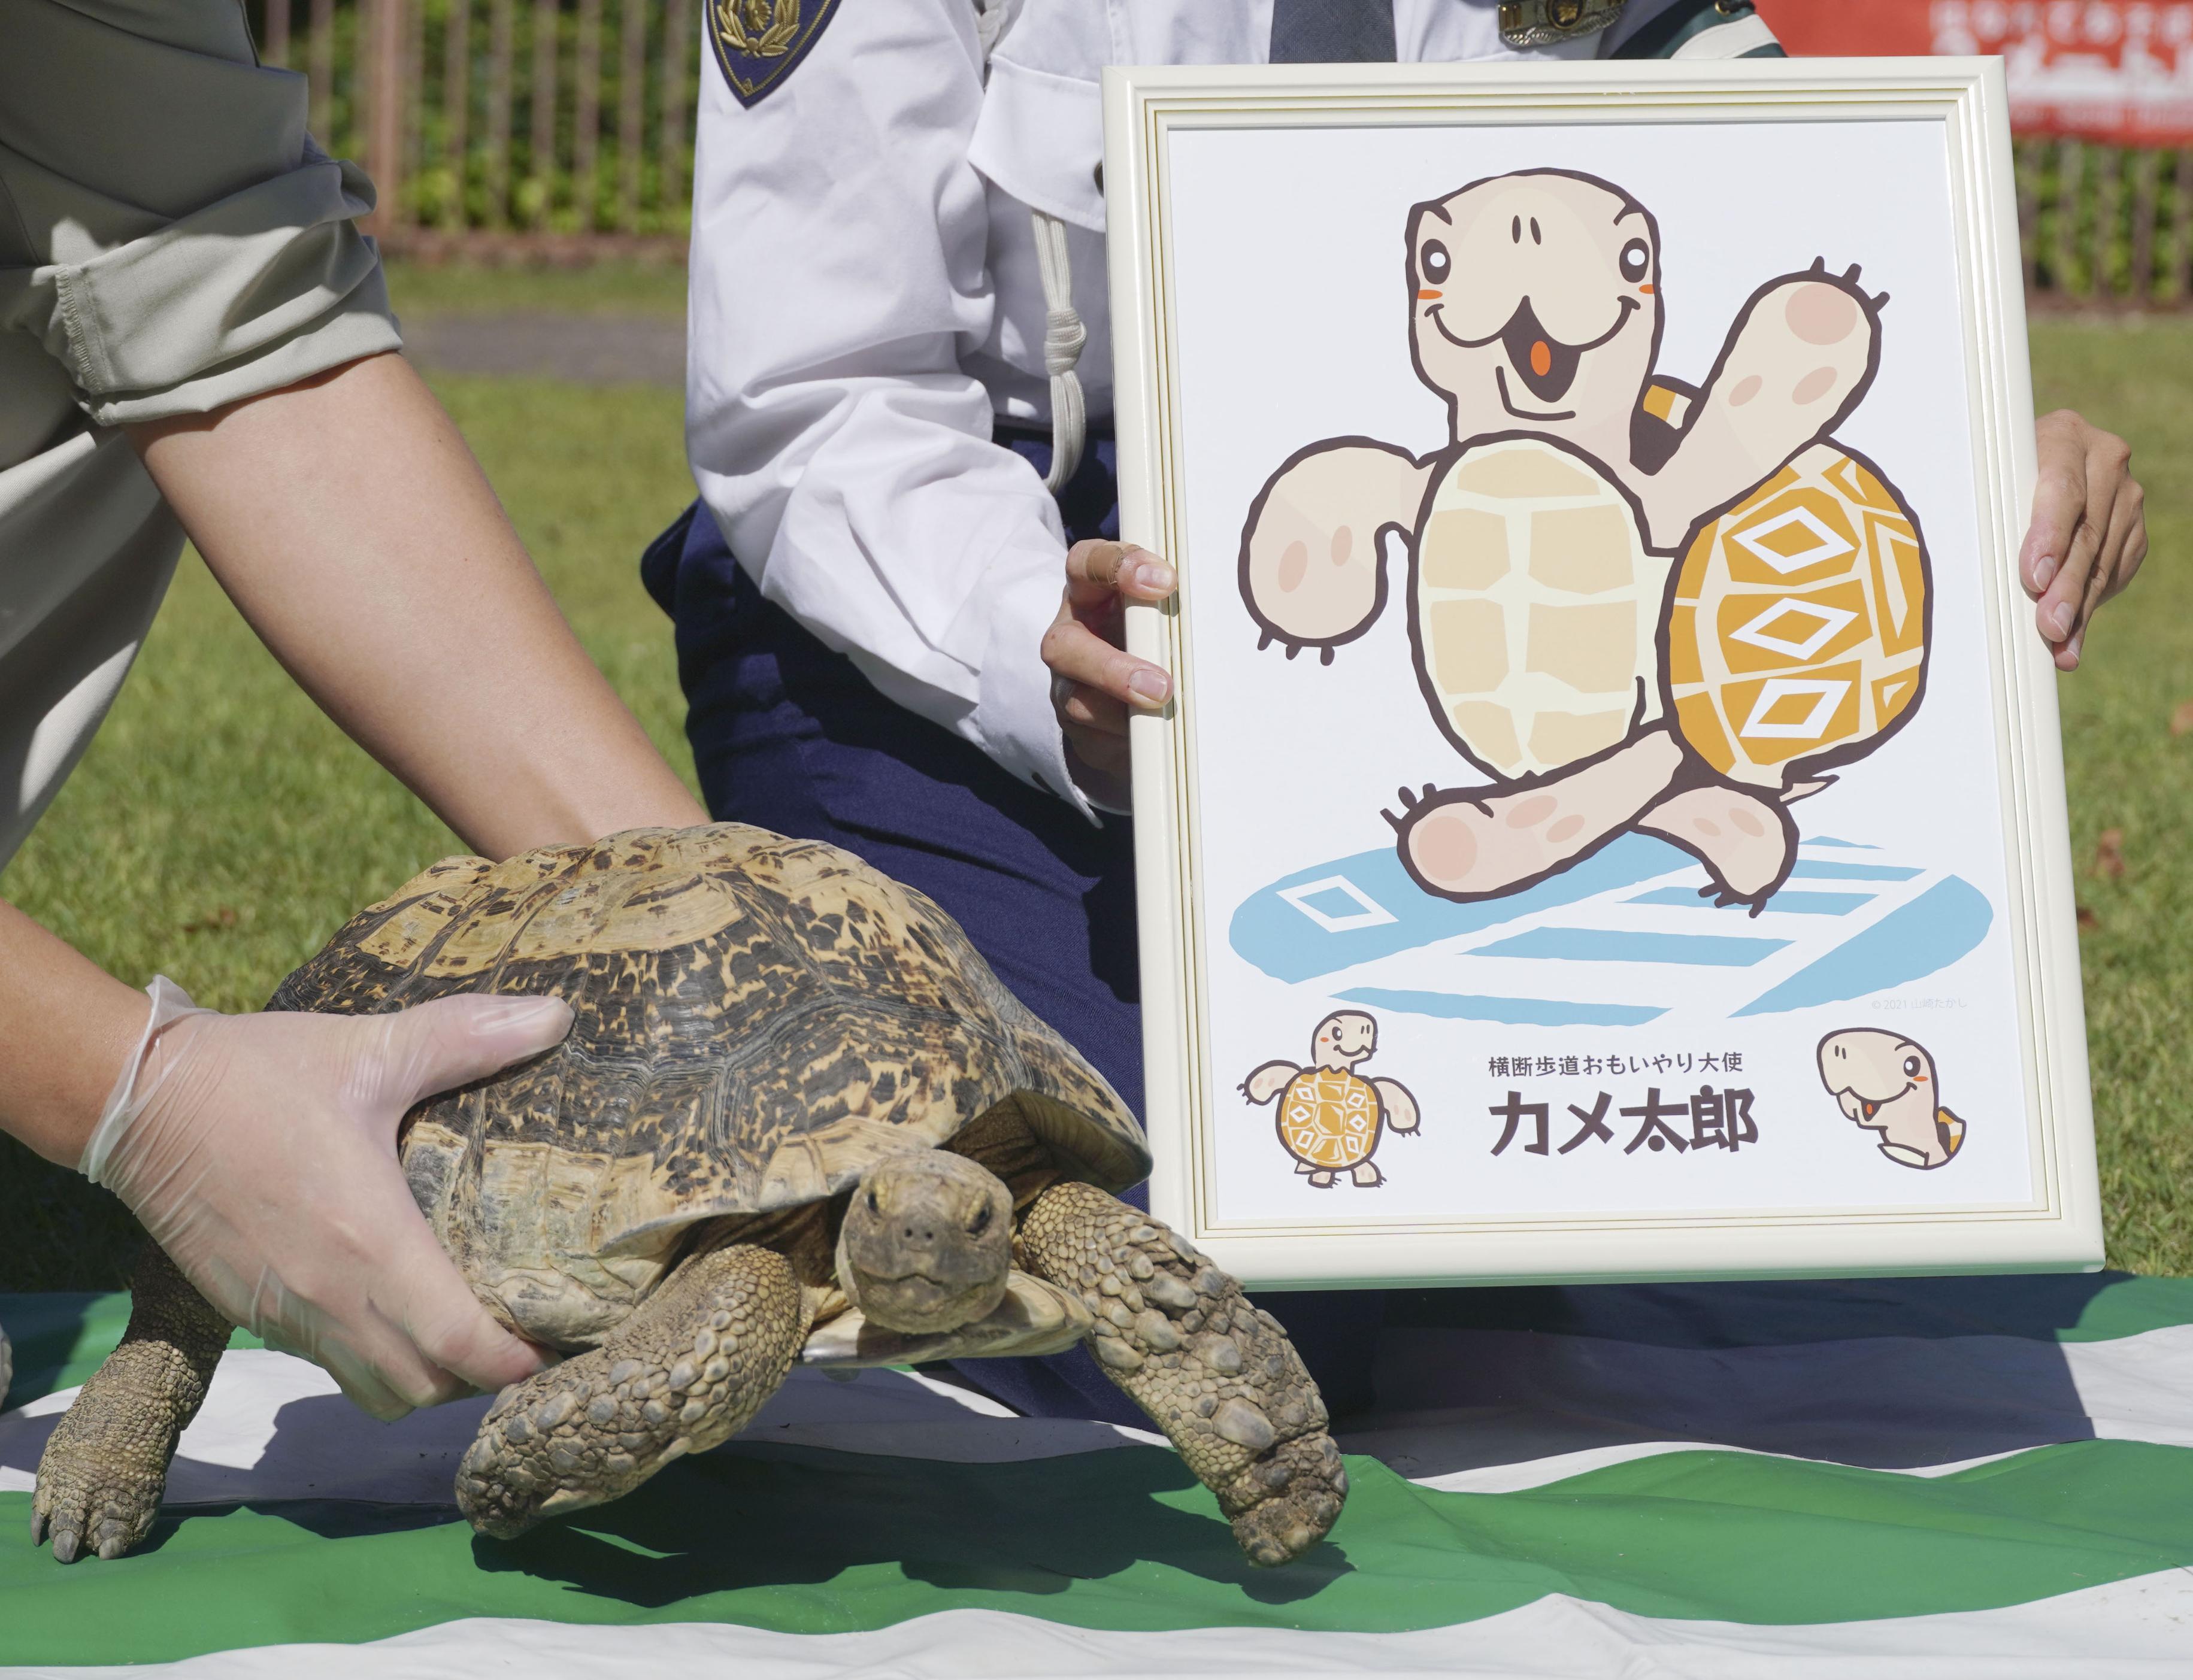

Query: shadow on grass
left=471, top=1443, right=1350, bottom=1610
left=1387, top=1271, right=2134, bottom=1348
left=0, top=1291, right=122, bottom=1412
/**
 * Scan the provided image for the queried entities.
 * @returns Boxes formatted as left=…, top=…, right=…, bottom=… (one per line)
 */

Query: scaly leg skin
left=1016, top=1182, right=1347, bottom=1567
left=33, top=1244, right=233, bottom=1563
left=456, top=1244, right=810, bottom=1540
left=1391, top=729, right=1683, bottom=901
left=1636, top=784, right=1797, bottom=911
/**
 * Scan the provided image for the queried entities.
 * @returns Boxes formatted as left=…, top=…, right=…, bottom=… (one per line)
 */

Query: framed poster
left=1105, top=59, right=2101, bottom=1288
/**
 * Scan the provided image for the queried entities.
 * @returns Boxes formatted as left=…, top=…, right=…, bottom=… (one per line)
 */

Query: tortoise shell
left=1413, top=435, right=1673, bottom=780
left=1665, top=443, right=1929, bottom=789
left=1276, top=1068, right=1382, bottom=1171
left=268, top=824, right=1149, bottom=1348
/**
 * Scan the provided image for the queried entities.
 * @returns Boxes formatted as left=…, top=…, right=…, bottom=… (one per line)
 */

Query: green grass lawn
left=0, top=317, right=2187, bottom=1290
left=381, top=257, right=688, bottom=319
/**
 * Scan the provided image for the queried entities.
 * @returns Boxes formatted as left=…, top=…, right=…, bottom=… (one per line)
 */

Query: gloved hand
left=83, top=977, right=572, bottom=1420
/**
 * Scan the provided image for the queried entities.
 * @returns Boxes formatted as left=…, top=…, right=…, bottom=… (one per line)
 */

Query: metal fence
left=252, top=0, right=699, bottom=254
left=252, top=2, right=2193, bottom=296
left=2019, top=138, right=2193, bottom=304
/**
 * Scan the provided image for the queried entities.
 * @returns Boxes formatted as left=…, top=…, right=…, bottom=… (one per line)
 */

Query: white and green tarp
left=4, top=1275, right=2193, bottom=1675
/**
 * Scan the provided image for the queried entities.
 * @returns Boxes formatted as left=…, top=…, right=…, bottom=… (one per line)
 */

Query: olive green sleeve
left=0, top=0, right=401, bottom=427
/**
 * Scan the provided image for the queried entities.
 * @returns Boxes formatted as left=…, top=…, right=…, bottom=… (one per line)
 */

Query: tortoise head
left=835, top=1152, right=1014, bottom=1334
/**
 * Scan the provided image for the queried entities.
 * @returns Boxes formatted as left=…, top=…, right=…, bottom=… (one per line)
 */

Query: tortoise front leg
left=33, top=1243, right=233, bottom=1562
left=1014, top=1182, right=1347, bottom=1567
left=456, top=1243, right=810, bottom=1539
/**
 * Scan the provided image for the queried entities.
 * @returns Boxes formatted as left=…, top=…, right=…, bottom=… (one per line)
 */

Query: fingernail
left=1132, top=559, right=1176, bottom=593
left=2030, top=554, right=2058, bottom=592
left=1128, top=667, right=1171, bottom=703
left=475, top=996, right=573, bottom=1033
left=2049, top=602, right=2076, bottom=637
left=2064, top=632, right=2083, bottom=668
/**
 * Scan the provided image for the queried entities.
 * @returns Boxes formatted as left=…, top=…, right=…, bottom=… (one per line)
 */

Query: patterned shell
left=1414, top=435, right=1673, bottom=781
left=1276, top=1068, right=1382, bottom=1171
left=266, top=826, right=1150, bottom=1343
left=1666, top=443, right=1929, bottom=789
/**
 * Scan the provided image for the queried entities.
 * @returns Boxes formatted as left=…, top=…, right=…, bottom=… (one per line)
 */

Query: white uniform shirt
left=0, top=0, right=400, bottom=871
left=686, top=0, right=1776, bottom=814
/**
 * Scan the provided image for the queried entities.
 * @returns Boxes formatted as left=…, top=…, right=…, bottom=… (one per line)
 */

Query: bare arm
left=126, top=351, right=707, bottom=859
left=0, top=903, right=152, bottom=1166
left=0, top=350, right=711, bottom=1410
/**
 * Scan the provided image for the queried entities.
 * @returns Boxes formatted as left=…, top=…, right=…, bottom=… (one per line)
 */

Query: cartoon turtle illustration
left=1241, top=1011, right=1421, bottom=1187
left=1817, top=1028, right=1966, bottom=1169
left=1239, top=169, right=1930, bottom=911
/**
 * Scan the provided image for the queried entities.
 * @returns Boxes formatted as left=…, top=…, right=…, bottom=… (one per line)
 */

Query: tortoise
left=1240, top=1011, right=1420, bottom=1190
left=31, top=825, right=1347, bottom=1567
left=1237, top=168, right=1927, bottom=912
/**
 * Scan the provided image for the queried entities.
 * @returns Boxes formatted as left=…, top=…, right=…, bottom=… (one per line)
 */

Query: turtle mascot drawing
left=1818, top=1028, right=1967, bottom=1170
left=1239, top=169, right=1931, bottom=912
left=1241, top=1011, right=1421, bottom=1188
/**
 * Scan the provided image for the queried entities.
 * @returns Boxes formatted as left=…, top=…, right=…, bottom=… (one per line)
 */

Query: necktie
left=1269, top=0, right=1397, bottom=63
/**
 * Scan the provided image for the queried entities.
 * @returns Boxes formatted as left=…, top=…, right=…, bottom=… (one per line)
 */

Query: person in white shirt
left=647, top=0, right=2148, bottom=1421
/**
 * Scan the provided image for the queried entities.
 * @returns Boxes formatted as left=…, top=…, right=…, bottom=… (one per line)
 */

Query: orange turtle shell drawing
left=1277, top=1066, right=1385, bottom=1172
left=1241, top=1009, right=1422, bottom=1190
left=1665, top=442, right=1930, bottom=789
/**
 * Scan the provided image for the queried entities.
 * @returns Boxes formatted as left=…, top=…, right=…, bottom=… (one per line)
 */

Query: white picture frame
left=1105, top=58, right=2101, bottom=1290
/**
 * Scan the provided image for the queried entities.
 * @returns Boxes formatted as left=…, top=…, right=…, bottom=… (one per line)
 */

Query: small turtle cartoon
left=1240, top=169, right=1929, bottom=912
left=1241, top=1011, right=1421, bottom=1187
left=1817, top=1028, right=1966, bottom=1169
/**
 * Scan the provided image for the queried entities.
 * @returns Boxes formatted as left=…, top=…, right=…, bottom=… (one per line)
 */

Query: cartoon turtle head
left=1817, top=1029, right=1964, bottom=1169
left=1311, top=1009, right=1379, bottom=1071
left=1406, top=170, right=1662, bottom=456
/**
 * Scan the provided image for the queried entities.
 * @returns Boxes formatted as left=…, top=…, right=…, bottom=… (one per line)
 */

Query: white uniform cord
left=1031, top=209, right=1088, bottom=493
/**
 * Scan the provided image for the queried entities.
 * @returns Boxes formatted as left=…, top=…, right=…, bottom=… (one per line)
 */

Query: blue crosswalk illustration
left=1227, top=833, right=1992, bottom=1025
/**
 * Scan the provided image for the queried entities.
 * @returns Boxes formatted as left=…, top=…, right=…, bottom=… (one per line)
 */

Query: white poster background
left=1161, top=117, right=2037, bottom=1228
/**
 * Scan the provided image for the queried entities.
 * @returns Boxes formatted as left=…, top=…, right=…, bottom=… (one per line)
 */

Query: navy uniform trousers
left=642, top=433, right=1382, bottom=1423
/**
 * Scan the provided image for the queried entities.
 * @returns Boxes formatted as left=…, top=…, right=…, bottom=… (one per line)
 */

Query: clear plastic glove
left=83, top=977, right=572, bottom=1421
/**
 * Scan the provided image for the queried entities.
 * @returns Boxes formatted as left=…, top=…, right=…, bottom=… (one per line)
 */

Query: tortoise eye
left=967, top=1205, right=992, bottom=1238
left=866, top=1188, right=882, bottom=1215
left=1619, top=238, right=1650, bottom=283
left=1420, top=240, right=1450, bottom=284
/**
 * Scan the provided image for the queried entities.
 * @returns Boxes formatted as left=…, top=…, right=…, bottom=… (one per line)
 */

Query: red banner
left=1756, top=0, right=2193, bottom=145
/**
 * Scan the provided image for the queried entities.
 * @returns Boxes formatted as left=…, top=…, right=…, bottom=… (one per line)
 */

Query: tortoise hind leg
left=1015, top=1182, right=1347, bottom=1567
left=456, top=1243, right=809, bottom=1539
left=33, top=1243, right=233, bottom=1563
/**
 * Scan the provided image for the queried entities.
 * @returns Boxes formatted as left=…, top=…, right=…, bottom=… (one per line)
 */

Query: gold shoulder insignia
left=710, top=0, right=842, bottom=109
